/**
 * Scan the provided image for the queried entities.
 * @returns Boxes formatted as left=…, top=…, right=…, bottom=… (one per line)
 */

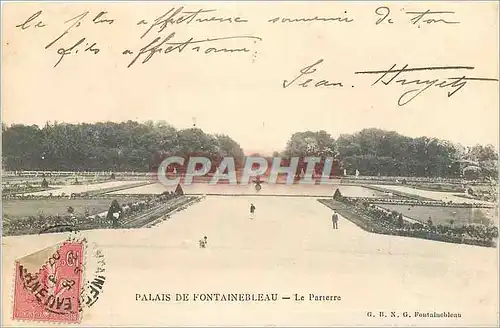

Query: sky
left=2, top=2, right=499, bottom=154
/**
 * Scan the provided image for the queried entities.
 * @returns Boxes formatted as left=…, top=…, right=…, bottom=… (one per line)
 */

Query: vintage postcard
left=1, top=1, right=499, bottom=327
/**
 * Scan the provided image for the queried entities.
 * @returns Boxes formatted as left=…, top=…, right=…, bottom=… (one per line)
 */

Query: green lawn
left=2, top=199, right=126, bottom=218
left=380, top=204, right=495, bottom=227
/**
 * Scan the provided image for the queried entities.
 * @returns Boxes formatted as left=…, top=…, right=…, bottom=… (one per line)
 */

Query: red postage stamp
left=13, top=241, right=85, bottom=323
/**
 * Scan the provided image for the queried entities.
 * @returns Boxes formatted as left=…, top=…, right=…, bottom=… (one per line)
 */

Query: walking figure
left=332, top=211, right=339, bottom=229
left=249, top=203, right=256, bottom=219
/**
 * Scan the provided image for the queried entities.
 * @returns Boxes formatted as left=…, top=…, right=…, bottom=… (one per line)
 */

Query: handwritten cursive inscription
left=92, top=11, right=115, bottom=25
left=283, top=59, right=344, bottom=88
left=10, top=4, right=497, bottom=109
left=268, top=12, right=354, bottom=24
left=139, top=7, right=248, bottom=39
left=125, top=32, right=262, bottom=68
left=406, top=10, right=460, bottom=25
left=15, top=10, right=46, bottom=29
left=375, top=7, right=461, bottom=26
left=45, top=11, right=90, bottom=49
left=355, top=64, right=498, bottom=106
left=54, top=38, right=100, bottom=68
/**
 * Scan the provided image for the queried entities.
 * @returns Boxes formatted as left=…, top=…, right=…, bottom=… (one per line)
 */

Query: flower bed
left=348, top=197, right=495, bottom=209
left=318, top=197, right=498, bottom=247
left=362, top=185, right=434, bottom=201
left=2, top=192, right=193, bottom=236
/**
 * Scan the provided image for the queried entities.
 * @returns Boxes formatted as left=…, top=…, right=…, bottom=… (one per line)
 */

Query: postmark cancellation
left=10, top=233, right=106, bottom=324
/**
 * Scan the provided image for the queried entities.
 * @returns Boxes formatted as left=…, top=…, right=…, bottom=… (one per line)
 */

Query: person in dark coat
left=332, top=211, right=339, bottom=229
left=250, top=203, right=256, bottom=219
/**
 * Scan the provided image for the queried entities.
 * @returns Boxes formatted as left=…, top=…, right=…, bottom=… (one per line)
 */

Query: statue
left=107, top=199, right=123, bottom=228
left=175, top=183, right=184, bottom=195
left=255, top=176, right=262, bottom=191
left=333, top=188, right=343, bottom=200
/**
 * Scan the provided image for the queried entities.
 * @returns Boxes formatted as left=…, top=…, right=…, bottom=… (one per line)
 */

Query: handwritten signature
left=284, top=60, right=498, bottom=106
left=355, top=64, right=498, bottom=106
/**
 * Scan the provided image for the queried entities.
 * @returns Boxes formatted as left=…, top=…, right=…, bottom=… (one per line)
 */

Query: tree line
left=1, top=121, right=244, bottom=172
left=2, top=122, right=498, bottom=178
left=280, top=129, right=498, bottom=178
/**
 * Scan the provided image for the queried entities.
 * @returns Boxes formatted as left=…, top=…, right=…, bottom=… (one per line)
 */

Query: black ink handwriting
left=355, top=64, right=497, bottom=105
left=45, top=11, right=89, bottom=49
left=140, top=6, right=248, bottom=39
left=126, top=32, right=261, bottom=68
left=268, top=13, right=353, bottom=24
left=406, top=10, right=460, bottom=25
left=54, top=37, right=100, bottom=68
left=283, top=59, right=344, bottom=88
left=16, top=10, right=46, bottom=29
left=375, top=7, right=393, bottom=25
left=93, top=11, right=115, bottom=24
